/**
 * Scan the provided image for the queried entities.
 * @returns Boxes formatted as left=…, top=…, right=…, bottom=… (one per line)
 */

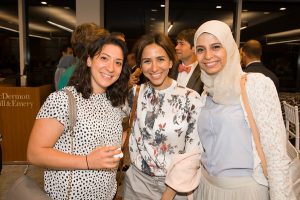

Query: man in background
left=169, top=29, right=203, bottom=94
left=241, top=39, right=279, bottom=91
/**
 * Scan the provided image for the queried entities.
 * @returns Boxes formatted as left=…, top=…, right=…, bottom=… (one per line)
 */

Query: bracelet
left=85, top=155, right=90, bottom=170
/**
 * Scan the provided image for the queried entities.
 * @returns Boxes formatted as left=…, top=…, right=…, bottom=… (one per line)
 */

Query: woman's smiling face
left=195, top=32, right=227, bottom=75
left=87, top=44, right=124, bottom=94
left=141, top=43, right=173, bottom=90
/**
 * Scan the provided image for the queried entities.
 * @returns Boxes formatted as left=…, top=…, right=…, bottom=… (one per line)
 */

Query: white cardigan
left=166, top=73, right=295, bottom=200
left=242, top=73, right=295, bottom=200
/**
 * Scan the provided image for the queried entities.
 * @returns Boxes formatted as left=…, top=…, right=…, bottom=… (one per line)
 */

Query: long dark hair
left=69, top=36, right=130, bottom=107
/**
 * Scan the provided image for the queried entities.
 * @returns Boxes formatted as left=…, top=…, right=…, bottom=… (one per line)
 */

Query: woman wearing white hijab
left=190, top=20, right=295, bottom=200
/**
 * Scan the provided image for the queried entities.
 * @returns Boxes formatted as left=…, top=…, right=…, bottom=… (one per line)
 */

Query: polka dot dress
left=37, top=86, right=123, bottom=200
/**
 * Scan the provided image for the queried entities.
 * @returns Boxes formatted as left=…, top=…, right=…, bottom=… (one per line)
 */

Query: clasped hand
left=86, top=146, right=122, bottom=169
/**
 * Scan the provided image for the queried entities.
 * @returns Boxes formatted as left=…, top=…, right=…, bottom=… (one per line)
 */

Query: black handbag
left=5, top=89, right=77, bottom=200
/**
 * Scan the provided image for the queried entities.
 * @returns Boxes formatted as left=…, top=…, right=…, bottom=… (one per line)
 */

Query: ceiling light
left=280, top=7, right=286, bottom=11
left=161, top=4, right=165, bottom=7
left=267, top=39, right=300, bottom=45
left=151, top=9, right=158, bottom=12
left=266, top=29, right=300, bottom=37
left=150, top=18, right=156, bottom=21
left=47, top=20, right=73, bottom=32
left=0, top=26, right=18, bottom=33
left=216, top=5, right=222, bottom=9
left=242, top=9, right=248, bottom=12
left=241, top=21, right=248, bottom=30
left=29, top=34, right=51, bottom=40
left=167, top=23, right=173, bottom=33
left=41, top=1, right=47, bottom=5
left=0, top=25, right=51, bottom=40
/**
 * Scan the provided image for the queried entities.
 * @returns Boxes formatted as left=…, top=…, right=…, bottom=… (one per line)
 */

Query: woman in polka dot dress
left=27, top=36, right=130, bottom=200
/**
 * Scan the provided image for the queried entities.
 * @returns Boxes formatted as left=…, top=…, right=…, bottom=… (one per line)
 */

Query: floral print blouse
left=127, top=80, right=202, bottom=177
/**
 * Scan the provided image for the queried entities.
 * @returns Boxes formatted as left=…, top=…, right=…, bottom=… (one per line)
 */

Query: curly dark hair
left=69, top=36, right=130, bottom=107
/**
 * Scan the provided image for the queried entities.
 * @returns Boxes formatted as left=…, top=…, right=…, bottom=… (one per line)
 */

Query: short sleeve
left=36, top=90, right=69, bottom=127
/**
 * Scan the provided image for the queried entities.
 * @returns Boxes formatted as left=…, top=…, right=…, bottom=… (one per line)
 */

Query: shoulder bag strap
left=64, top=89, right=77, bottom=199
left=65, top=89, right=77, bottom=133
left=121, top=85, right=141, bottom=168
left=240, top=74, right=268, bottom=178
left=128, top=85, right=141, bottom=135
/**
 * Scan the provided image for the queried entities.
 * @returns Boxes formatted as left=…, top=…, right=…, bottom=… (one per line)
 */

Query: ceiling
left=0, top=0, right=300, bottom=48
left=0, top=0, right=76, bottom=38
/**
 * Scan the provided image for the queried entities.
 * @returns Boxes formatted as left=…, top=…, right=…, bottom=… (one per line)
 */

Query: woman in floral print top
left=123, top=33, right=202, bottom=200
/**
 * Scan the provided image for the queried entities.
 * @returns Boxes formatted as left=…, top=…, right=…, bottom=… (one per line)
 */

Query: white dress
left=37, top=86, right=123, bottom=200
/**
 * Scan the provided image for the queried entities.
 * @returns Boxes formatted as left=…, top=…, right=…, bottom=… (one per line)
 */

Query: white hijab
left=194, top=20, right=243, bottom=105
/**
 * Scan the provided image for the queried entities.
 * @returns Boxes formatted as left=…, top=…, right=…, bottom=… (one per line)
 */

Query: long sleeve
left=165, top=149, right=201, bottom=193
left=246, top=73, right=296, bottom=200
